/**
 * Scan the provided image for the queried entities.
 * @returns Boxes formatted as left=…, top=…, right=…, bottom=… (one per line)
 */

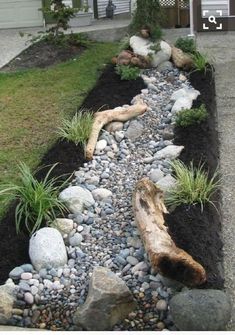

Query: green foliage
left=175, top=104, right=208, bottom=127
left=42, top=0, right=77, bottom=40
left=115, top=64, right=140, bottom=81
left=150, top=25, right=163, bottom=41
left=118, top=34, right=130, bottom=52
left=0, top=163, right=69, bottom=235
left=166, top=160, right=220, bottom=211
left=192, top=51, right=210, bottom=73
left=130, top=0, right=163, bottom=39
left=57, top=110, right=94, bottom=146
left=149, top=41, right=161, bottom=53
left=175, top=37, right=196, bottom=54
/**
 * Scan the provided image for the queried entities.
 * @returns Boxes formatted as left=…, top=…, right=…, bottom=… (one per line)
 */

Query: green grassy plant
left=0, top=163, right=69, bottom=235
left=115, top=64, right=140, bottom=81
left=175, top=104, right=208, bottom=127
left=166, top=160, right=220, bottom=211
left=175, top=37, right=196, bottom=54
left=57, top=109, right=93, bottom=146
left=192, top=51, right=210, bottom=73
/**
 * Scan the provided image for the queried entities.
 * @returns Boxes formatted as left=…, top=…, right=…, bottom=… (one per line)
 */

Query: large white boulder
left=29, top=228, right=68, bottom=271
left=59, top=186, right=95, bottom=214
left=130, top=35, right=154, bottom=57
left=172, top=97, right=193, bottom=113
left=171, top=88, right=200, bottom=102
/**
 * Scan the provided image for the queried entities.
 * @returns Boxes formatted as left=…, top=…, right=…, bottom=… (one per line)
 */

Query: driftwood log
left=133, top=178, right=206, bottom=286
left=85, top=99, right=148, bottom=160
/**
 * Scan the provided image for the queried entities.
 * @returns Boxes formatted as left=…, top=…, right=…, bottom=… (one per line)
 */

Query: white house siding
left=201, top=0, right=229, bottom=17
left=0, top=0, right=43, bottom=29
left=97, top=0, right=130, bottom=18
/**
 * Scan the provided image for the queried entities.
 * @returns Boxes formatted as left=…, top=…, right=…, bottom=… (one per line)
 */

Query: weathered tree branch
left=85, top=99, right=148, bottom=160
left=133, top=178, right=206, bottom=286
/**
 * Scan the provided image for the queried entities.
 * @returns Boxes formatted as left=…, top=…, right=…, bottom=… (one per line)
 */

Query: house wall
left=193, top=0, right=235, bottom=31
left=201, top=0, right=229, bottom=17
left=97, top=0, right=130, bottom=18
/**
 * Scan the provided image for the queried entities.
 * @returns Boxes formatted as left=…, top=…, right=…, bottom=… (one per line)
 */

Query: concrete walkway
left=196, top=32, right=235, bottom=330
left=0, top=18, right=130, bottom=68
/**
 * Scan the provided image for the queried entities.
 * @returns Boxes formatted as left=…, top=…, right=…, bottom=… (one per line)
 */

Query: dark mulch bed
left=0, top=65, right=145, bottom=285
left=165, top=67, right=224, bottom=289
left=1, top=39, right=85, bottom=72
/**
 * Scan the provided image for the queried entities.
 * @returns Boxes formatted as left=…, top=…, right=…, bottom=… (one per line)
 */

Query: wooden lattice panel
left=159, top=0, right=176, bottom=7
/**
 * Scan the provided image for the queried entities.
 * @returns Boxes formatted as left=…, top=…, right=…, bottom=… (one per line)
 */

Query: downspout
left=188, top=0, right=195, bottom=36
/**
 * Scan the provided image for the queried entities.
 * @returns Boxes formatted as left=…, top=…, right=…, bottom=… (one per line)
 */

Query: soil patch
left=0, top=65, right=145, bottom=285
left=1, top=39, right=85, bottom=72
left=165, top=68, right=223, bottom=289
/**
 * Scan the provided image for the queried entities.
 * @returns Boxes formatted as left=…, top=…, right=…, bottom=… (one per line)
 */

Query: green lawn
left=0, top=41, right=118, bottom=216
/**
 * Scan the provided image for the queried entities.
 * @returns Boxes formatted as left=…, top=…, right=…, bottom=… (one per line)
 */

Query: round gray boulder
left=170, top=289, right=231, bottom=330
left=29, top=227, right=68, bottom=271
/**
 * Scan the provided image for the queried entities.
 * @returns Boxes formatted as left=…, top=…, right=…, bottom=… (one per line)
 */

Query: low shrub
left=57, top=110, right=94, bottom=146
left=175, top=37, right=196, bottom=54
left=115, top=64, right=140, bottom=80
left=175, top=104, right=208, bottom=127
left=166, top=160, right=220, bottom=211
left=0, top=163, right=68, bottom=235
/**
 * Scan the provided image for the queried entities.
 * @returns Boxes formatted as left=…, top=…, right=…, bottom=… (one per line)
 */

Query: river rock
left=156, top=175, right=177, bottom=194
left=29, top=228, right=68, bottom=271
left=73, top=267, right=136, bottom=330
left=69, top=233, right=83, bottom=246
left=9, top=266, right=24, bottom=280
left=0, top=283, right=15, bottom=324
left=170, top=289, right=231, bottom=330
left=105, top=121, right=123, bottom=133
left=126, top=120, right=144, bottom=141
left=154, top=145, right=184, bottom=160
left=92, top=188, right=113, bottom=201
left=52, top=218, right=74, bottom=235
left=95, top=139, right=107, bottom=154
left=59, top=186, right=95, bottom=214
left=157, top=61, right=174, bottom=72
left=149, top=169, right=164, bottom=183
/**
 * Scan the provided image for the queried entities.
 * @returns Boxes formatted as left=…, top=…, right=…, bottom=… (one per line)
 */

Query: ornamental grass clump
left=0, top=163, right=68, bottom=235
left=175, top=104, right=208, bottom=127
left=192, top=51, right=211, bottom=74
left=166, top=160, right=220, bottom=211
left=57, top=109, right=93, bottom=146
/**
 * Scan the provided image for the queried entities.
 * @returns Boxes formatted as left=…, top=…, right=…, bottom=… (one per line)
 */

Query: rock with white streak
left=154, top=145, right=184, bottom=160
left=59, top=186, right=95, bottom=214
left=29, top=228, right=68, bottom=271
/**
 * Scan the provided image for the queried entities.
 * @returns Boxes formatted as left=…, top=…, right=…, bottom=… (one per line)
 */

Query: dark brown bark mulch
left=165, top=67, right=224, bottom=289
left=0, top=64, right=145, bottom=285
left=1, top=38, right=85, bottom=72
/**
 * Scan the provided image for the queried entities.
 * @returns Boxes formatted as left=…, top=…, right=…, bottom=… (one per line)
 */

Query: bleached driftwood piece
left=85, top=99, right=148, bottom=160
left=133, top=178, right=206, bottom=286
